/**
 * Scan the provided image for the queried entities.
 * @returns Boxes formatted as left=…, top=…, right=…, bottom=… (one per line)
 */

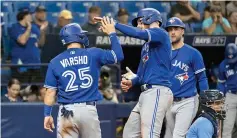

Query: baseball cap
left=35, top=5, right=46, bottom=12
left=117, top=8, right=129, bottom=17
left=59, top=10, right=73, bottom=19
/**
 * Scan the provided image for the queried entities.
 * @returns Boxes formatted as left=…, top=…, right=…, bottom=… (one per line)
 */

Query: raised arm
left=115, top=23, right=166, bottom=43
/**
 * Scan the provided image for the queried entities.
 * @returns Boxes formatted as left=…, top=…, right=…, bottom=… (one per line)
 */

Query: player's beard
left=172, top=36, right=182, bottom=45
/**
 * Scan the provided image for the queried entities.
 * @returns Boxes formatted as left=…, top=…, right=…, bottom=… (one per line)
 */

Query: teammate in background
left=218, top=43, right=237, bottom=138
left=164, top=17, right=209, bottom=138
left=186, top=90, right=226, bottom=138
left=99, top=8, right=173, bottom=138
left=43, top=17, right=124, bottom=138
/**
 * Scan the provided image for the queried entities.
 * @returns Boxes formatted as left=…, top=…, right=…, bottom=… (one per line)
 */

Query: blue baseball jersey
left=9, top=23, right=41, bottom=64
left=44, top=33, right=123, bottom=104
left=115, top=23, right=172, bottom=87
left=217, top=60, right=237, bottom=94
left=186, top=117, right=214, bottom=138
left=136, top=28, right=172, bottom=87
left=170, top=44, right=207, bottom=97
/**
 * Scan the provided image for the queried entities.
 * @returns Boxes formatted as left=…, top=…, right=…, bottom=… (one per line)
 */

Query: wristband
left=44, top=105, right=53, bottom=117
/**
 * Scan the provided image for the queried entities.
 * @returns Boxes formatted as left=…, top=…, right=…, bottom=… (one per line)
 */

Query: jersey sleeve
left=192, top=50, right=206, bottom=74
left=115, top=23, right=168, bottom=43
left=217, top=62, right=226, bottom=93
left=91, top=33, right=124, bottom=65
left=44, top=62, right=57, bottom=90
left=145, top=28, right=168, bottom=44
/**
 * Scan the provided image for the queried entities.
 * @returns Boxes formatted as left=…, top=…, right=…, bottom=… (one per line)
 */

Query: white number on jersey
left=62, top=67, right=93, bottom=92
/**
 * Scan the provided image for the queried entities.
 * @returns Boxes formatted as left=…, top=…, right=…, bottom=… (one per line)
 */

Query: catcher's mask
left=200, top=89, right=226, bottom=120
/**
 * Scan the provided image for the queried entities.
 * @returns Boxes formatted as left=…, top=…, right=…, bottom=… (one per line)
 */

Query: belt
left=141, top=84, right=153, bottom=92
left=61, top=101, right=96, bottom=106
left=173, top=96, right=194, bottom=102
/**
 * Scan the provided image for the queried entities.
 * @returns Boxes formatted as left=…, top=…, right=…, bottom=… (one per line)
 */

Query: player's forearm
left=196, top=71, right=209, bottom=92
left=44, top=89, right=56, bottom=106
left=131, top=76, right=140, bottom=86
left=115, top=23, right=149, bottom=41
left=18, top=29, right=31, bottom=45
left=109, top=32, right=124, bottom=62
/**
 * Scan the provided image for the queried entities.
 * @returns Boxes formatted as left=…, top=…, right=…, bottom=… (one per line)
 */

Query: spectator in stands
left=52, top=10, right=73, bottom=34
left=170, top=0, right=201, bottom=32
left=9, top=7, right=46, bottom=83
left=33, top=5, right=53, bottom=47
left=228, top=12, right=237, bottom=34
left=211, top=1, right=226, bottom=16
left=226, top=1, right=237, bottom=15
left=98, top=67, right=118, bottom=103
left=1, top=78, right=22, bottom=102
left=82, top=6, right=101, bottom=34
left=202, top=5, right=231, bottom=35
left=117, top=8, right=129, bottom=25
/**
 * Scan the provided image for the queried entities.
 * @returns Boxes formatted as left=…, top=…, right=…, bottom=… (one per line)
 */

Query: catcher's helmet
left=59, top=23, right=89, bottom=48
left=200, top=89, right=226, bottom=120
left=225, top=43, right=237, bottom=64
left=165, top=17, right=185, bottom=30
left=132, top=8, right=162, bottom=27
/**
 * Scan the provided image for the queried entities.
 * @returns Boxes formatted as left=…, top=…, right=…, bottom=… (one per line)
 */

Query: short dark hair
left=117, top=8, right=129, bottom=17
left=8, top=78, right=20, bottom=88
left=17, top=11, right=30, bottom=21
left=89, top=6, right=101, bottom=14
left=210, top=5, right=222, bottom=13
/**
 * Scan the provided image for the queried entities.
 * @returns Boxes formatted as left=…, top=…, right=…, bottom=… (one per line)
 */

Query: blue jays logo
left=169, top=18, right=175, bottom=24
left=175, top=72, right=189, bottom=85
left=142, top=53, right=149, bottom=63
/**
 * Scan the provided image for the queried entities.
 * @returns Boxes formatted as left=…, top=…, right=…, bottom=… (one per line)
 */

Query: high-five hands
left=94, top=16, right=116, bottom=35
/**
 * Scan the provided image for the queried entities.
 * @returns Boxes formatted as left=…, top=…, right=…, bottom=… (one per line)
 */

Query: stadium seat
left=160, top=12, right=168, bottom=25
left=1, top=12, right=9, bottom=36
left=94, top=1, right=119, bottom=16
left=8, top=12, right=17, bottom=25
left=13, top=1, right=30, bottom=12
left=191, top=22, right=202, bottom=33
left=47, top=12, right=59, bottom=26
left=44, top=2, right=66, bottom=12
left=13, top=1, right=41, bottom=13
left=1, top=2, right=13, bottom=13
left=145, top=2, right=171, bottom=13
left=67, top=1, right=94, bottom=13
left=72, top=12, right=88, bottom=24
left=120, top=2, right=145, bottom=13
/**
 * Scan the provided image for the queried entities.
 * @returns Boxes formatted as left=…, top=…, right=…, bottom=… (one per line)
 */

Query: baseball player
left=217, top=43, right=237, bottom=138
left=43, top=17, right=124, bottom=138
left=164, top=17, right=209, bottom=138
left=186, top=90, right=226, bottom=138
left=115, top=8, right=173, bottom=138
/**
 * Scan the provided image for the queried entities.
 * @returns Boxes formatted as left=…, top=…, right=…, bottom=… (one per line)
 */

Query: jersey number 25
left=62, top=67, right=93, bottom=92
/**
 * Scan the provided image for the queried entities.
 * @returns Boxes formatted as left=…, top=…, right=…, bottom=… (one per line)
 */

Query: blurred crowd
left=1, top=1, right=237, bottom=103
